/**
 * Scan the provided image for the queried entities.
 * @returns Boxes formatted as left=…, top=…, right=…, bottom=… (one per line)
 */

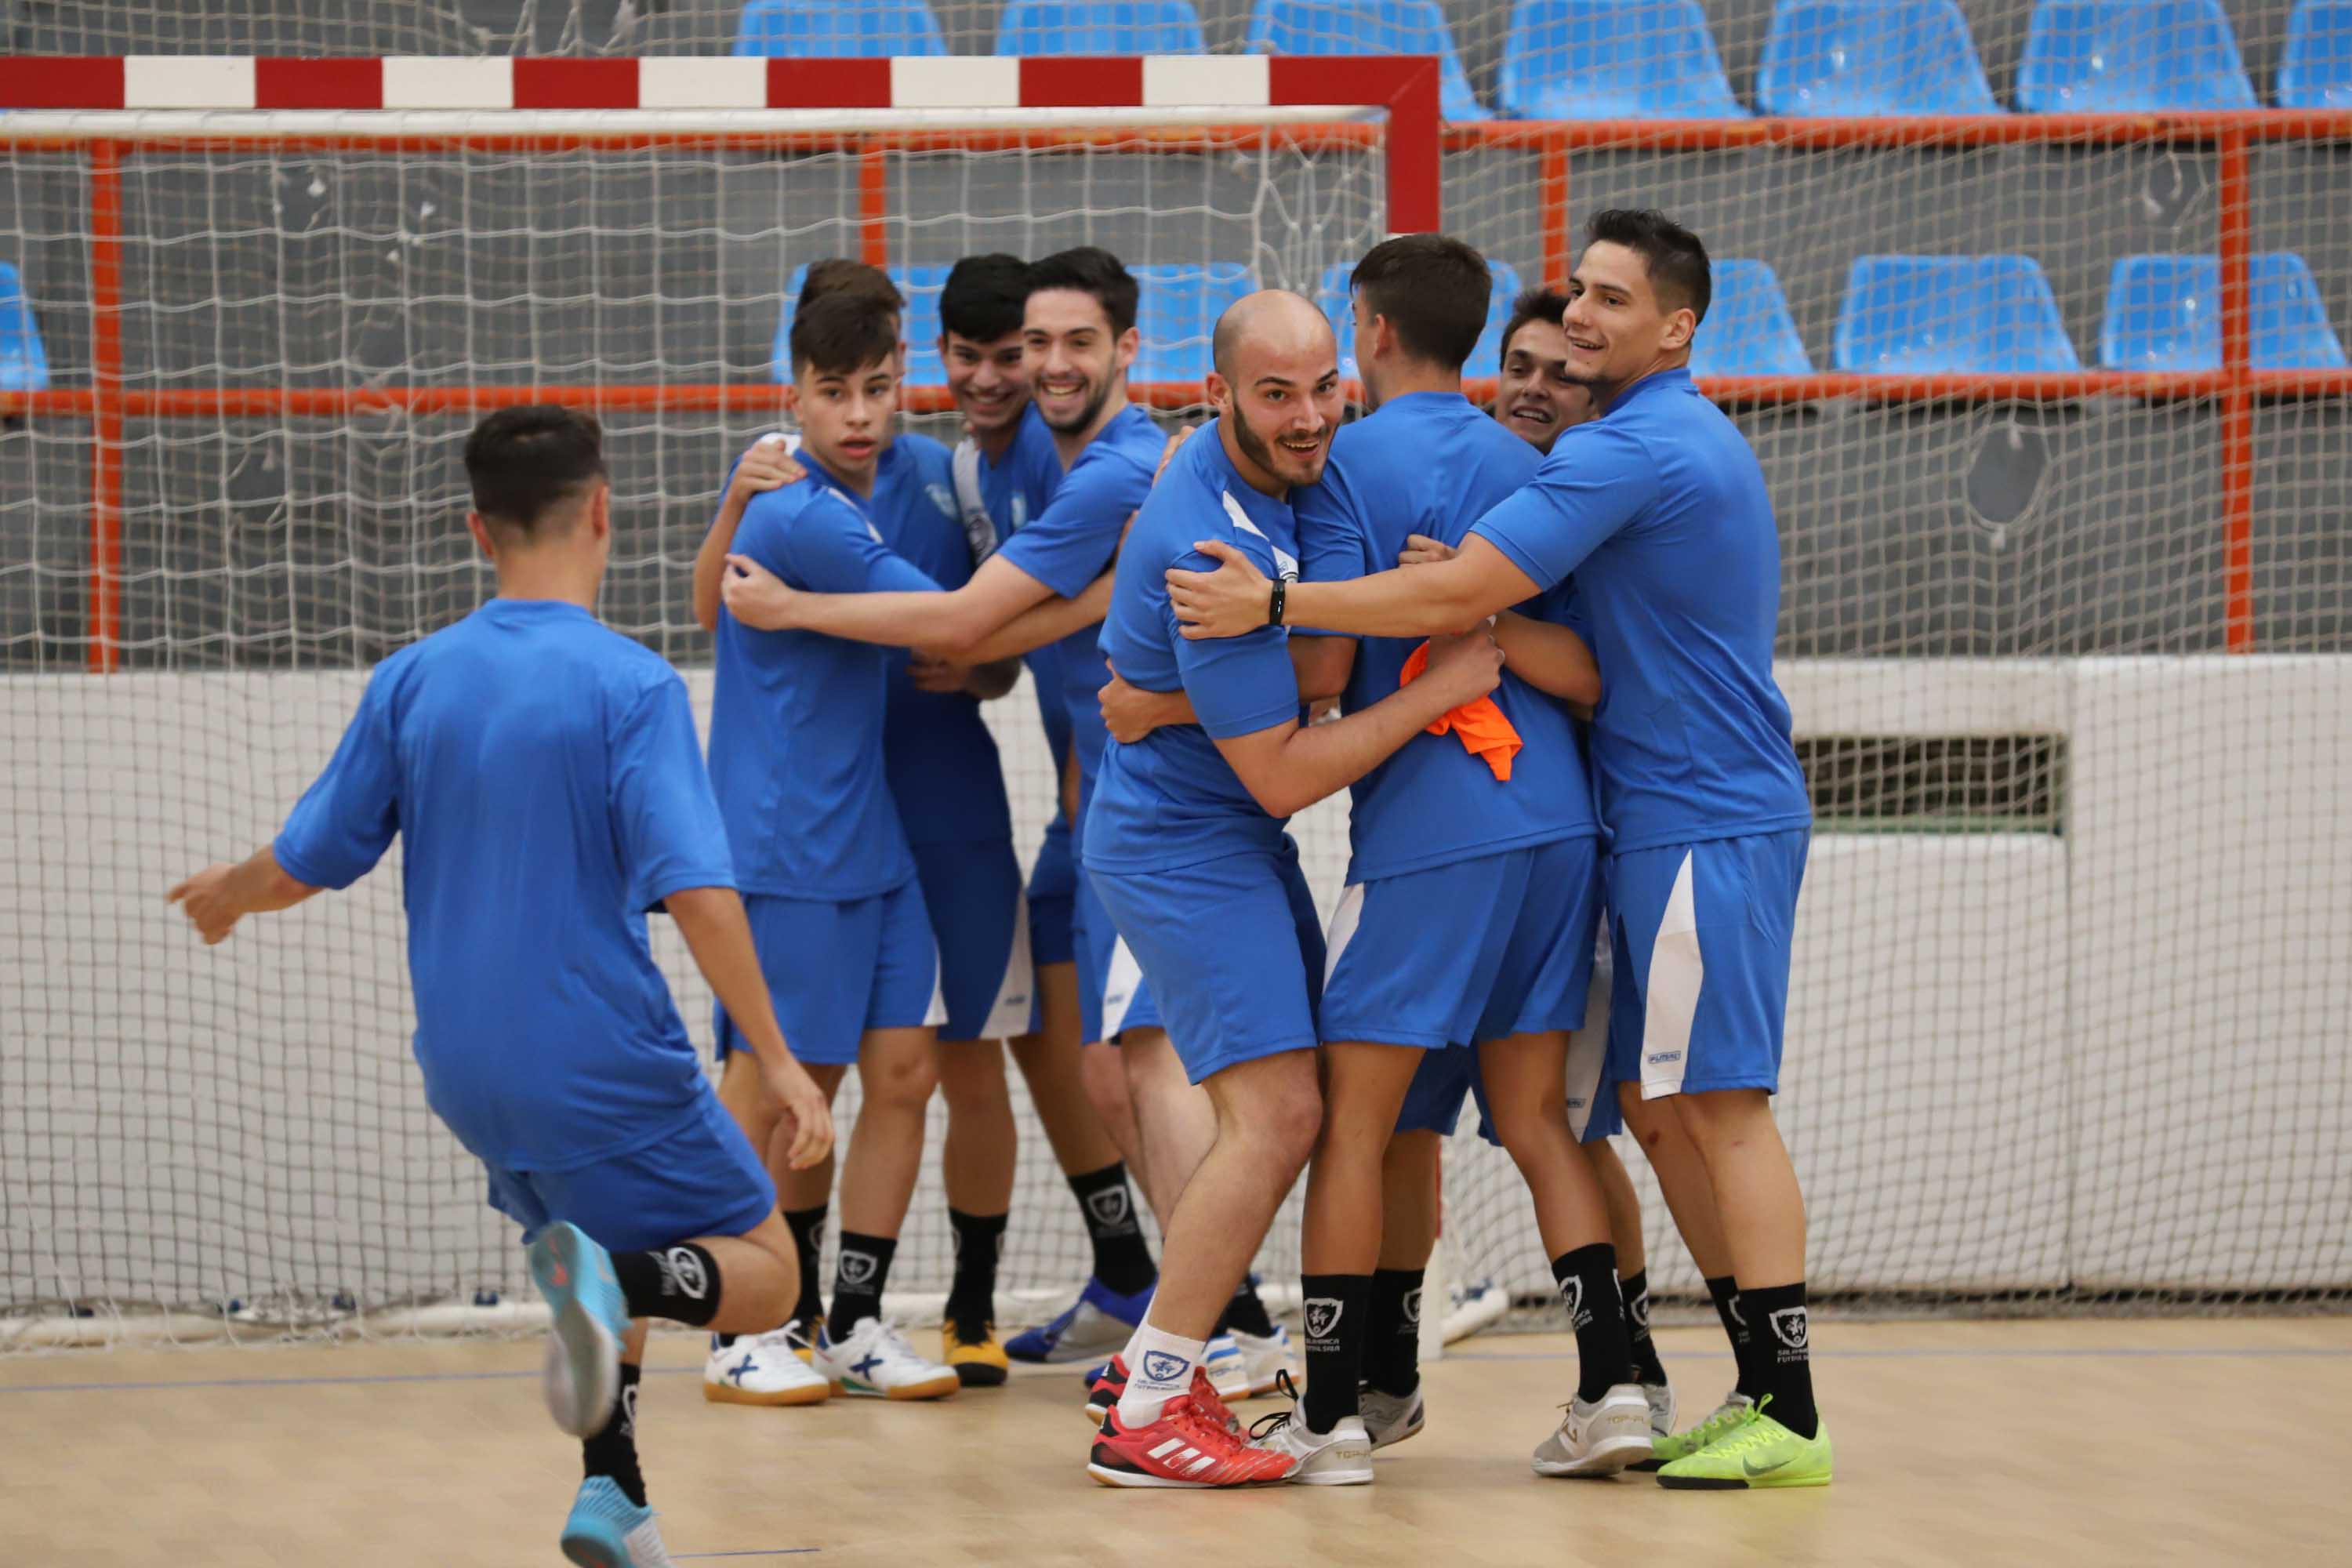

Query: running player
left=705, top=289, right=961, bottom=1402
left=1081, top=289, right=1507, bottom=1488
left=1166, top=210, right=1832, bottom=1491
left=718, top=250, right=1287, bottom=1390
left=165, top=405, right=836, bottom=1566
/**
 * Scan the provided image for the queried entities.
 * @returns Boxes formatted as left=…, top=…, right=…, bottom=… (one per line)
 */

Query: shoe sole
left=1086, top=1463, right=1288, bottom=1490
left=1290, top=1442, right=1375, bottom=1486
left=702, top=1378, right=835, bottom=1406
left=1533, top=1432, right=1655, bottom=1478
left=1657, top=1468, right=1832, bottom=1491
left=837, top=1373, right=960, bottom=1401
left=1367, top=1417, right=1424, bottom=1452
left=532, top=1225, right=620, bottom=1439
left=560, top=1530, right=625, bottom=1568
left=951, top=1360, right=1010, bottom=1388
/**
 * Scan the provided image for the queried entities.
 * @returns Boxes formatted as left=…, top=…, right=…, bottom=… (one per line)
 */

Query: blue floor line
left=675, top=1552, right=820, bottom=1559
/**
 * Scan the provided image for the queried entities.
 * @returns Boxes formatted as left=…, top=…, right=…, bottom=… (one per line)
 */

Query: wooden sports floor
left=6, top=1316, right=2347, bottom=1566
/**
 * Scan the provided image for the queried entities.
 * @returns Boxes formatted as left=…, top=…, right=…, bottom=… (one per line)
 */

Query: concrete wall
left=5, top=656, right=2346, bottom=1316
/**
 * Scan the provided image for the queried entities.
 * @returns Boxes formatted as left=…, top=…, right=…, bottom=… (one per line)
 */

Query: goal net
left=4, top=42, right=2350, bottom=1346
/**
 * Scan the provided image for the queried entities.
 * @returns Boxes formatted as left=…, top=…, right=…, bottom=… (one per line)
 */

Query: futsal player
left=690, top=258, right=1163, bottom=1378
left=1080, top=289, right=1507, bottom=1487
left=720, top=250, right=1292, bottom=1392
left=705, top=289, right=961, bottom=1401
left=165, top=405, right=836, bottom=1566
left=1165, top=212, right=1833, bottom=1490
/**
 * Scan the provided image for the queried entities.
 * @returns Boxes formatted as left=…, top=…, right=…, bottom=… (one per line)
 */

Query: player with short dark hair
left=166, top=404, right=835, bottom=1566
left=1494, top=286, right=1595, bottom=453
left=1165, top=209, right=1833, bottom=1491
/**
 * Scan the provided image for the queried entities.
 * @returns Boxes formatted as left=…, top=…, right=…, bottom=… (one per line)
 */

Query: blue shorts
left=1320, top=837, right=1600, bottom=1049
left=1392, top=959, right=1618, bottom=1147
left=717, top=881, right=944, bottom=1067
left=1027, top=814, right=1078, bottom=970
left=1568, top=925, right=1623, bottom=1142
left=1606, top=829, right=1809, bottom=1100
left=1394, top=1044, right=1491, bottom=1141
left=912, top=837, right=1031, bottom=1043
left=1076, top=875, right=1162, bottom=1044
left=1088, top=839, right=1323, bottom=1084
left=486, top=1087, right=776, bottom=1255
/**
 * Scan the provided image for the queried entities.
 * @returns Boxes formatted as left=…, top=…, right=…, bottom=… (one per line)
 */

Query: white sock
left=1115, top=1319, right=1207, bottom=1427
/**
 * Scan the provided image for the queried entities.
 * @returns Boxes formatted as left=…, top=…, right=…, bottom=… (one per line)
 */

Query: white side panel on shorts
left=1322, top=882, right=1367, bottom=985
left=1105, top=936, right=1147, bottom=1037
left=977, top=895, right=1036, bottom=1043
left=921, top=941, right=949, bottom=1031
left=1639, top=851, right=1700, bottom=1100
left=1563, top=946, right=1611, bottom=1140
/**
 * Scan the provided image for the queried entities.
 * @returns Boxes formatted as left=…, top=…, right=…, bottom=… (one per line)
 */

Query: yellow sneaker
left=1657, top=1398, right=1832, bottom=1490
left=943, top=1316, right=1009, bottom=1388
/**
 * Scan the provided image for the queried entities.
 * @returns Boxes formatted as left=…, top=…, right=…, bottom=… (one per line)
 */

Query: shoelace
left=1246, top=1367, right=1306, bottom=1441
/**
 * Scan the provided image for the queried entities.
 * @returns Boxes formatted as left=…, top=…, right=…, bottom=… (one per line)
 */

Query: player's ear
left=1662, top=306, right=1697, bottom=354
left=587, top=480, right=612, bottom=544
left=1114, top=324, right=1140, bottom=376
left=1203, top=369, right=1232, bottom=417
left=781, top=381, right=801, bottom=419
left=465, top=510, right=497, bottom=562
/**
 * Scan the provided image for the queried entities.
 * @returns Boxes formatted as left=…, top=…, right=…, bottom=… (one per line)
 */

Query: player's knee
left=935, top=1045, right=1007, bottom=1109
left=1236, top=1066, right=1323, bottom=1174
left=862, top=1048, right=939, bottom=1111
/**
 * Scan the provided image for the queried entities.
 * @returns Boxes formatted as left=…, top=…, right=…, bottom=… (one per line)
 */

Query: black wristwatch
left=1267, top=577, right=1287, bottom=627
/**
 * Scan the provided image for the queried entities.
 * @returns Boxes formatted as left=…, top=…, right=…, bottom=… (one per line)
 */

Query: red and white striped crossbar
left=0, top=54, right=1442, bottom=231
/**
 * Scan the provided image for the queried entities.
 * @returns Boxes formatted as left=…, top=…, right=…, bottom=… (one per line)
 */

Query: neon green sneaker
left=1656, top=1398, right=1831, bottom=1490
left=1641, top=1391, right=1753, bottom=1470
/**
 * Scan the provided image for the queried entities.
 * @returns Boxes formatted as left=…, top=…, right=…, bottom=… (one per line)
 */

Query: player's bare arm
left=665, top=884, right=834, bottom=1171
left=691, top=434, right=807, bottom=631
left=1098, top=637, right=1350, bottom=744
left=720, top=547, right=1054, bottom=656
left=1210, top=629, right=1501, bottom=819
left=949, top=566, right=1116, bottom=666
left=1168, top=532, right=1540, bottom=641
left=166, top=846, right=320, bottom=945
left=1491, top=615, right=1600, bottom=709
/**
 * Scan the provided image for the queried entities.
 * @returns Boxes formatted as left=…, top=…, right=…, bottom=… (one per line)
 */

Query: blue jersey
left=708, top=460, right=944, bottom=899
left=874, top=433, right=1013, bottom=848
left=966, top=405, right=1073, bottom=775
left=992, top=401, right=1164, bottom=832
left=271, top=599, right=735, bottom=1172
left=1297, top=392, right=1597, bottom=884
left=1088, top=419, right=1303, bottom=874
left=1468, top=367, right=1810, bottom=853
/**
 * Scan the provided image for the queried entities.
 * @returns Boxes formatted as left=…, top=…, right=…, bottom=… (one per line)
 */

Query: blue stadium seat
left=2099, top=254, right=2350, bottom=371
left=734, top=0, right=946, bottom=56
left=996, top=2, right=1208, bottom=54
left=0, top=263, right=49, bottom=392
left=1756, top=0, right=1999, bottom=115
left=2015, top=1, right=2256, bottom=111
left=1247, top=2, right=1492, bottom=122
left=1134, top=263, right=1258, bottom=383
left=1690, top=260, right=1812, bottom=376
left=1317, top=257, right=1524, bottom=379
left=2278, top=1, right=2352, bottom=107
left=771, top=263, right=952, bottom=385
left=1498, top=0, right=1749, bottom=120
left=1835, top=256, right=2082, bottom=374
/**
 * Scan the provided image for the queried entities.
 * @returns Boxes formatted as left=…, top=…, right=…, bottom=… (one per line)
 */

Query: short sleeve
left=1291, top=469, right=1370, bottom=644
left=994, top=450, right=1146, bottom=599
left=611, top=676, right=738, bottom=911
left=1468, top=422, right=1657, bottom=593
left=759, top=489, right=944, bottom=597
left=1167, top=546, right=1301, bottom=739
left=273, top=673, right=401, bottom=891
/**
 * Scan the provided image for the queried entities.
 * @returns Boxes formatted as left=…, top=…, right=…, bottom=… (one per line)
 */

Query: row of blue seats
left=737, top=0, right=2352, bottom=117
left=767, top=252, right=2347, bottom=384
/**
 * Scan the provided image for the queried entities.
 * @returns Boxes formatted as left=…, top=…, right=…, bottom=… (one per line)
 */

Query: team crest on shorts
left=837, top=1248, right=878, bottom=1287
left=1086, top=1188, right=1133, bottom=1231
left=1769, top=1306, right=1809, bottom=1352
left=1142, top=1350, right=1189, bottom=1384
left=1303, top=1298, right=1344, bottom=1342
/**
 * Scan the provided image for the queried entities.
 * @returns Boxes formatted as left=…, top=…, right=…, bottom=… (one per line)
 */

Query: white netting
left=4, top=62, right=2350, bottom=1347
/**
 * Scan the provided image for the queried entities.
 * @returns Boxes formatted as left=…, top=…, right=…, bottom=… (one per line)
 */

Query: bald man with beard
left=1077, top=292, right=1506, bottom=1490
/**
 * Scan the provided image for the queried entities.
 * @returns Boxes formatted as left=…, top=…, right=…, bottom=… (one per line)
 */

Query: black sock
left=784, top=1205, right=829, bottom=1332
left=1706, top=1273, right=1759, bottom=1399
left=582, top=1361, right=646, bottom=1508
left=1736, top=1281, right=1817, bottom=1438
left=829, top=1232, right=897, bottom=1332
left=608, top=1243, right=720, bottom=1327
left=1552, top=1243, right=1633, bottom=1403
left=944, top=1210, right=1007, bottom=1330
left=1066, top=1163, right=1156, bottom=1296
left=1621, top=1269, right=1668, bottom=1387
left=1298, top=1275, right=1371, bottom=1434
left=1221, top=1275, right=1276, bottom=1340
left=1361, top=1267, right=1425, bottom=1397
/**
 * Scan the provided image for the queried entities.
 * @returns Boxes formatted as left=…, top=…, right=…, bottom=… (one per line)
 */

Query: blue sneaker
left=528, top=1221, right=630, bottom=1439
left=1005, top=1276, right=1152, bottom=1364
left=560, top=1476, right=673, bottom=1567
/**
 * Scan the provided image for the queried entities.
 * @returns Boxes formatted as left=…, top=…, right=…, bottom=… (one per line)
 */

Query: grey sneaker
left=1626, top=1379, right=1677, bottom=1469
left=1533, top=1384, right=1654, bottom=1477
left=1358, top=1381, right=1425, bottom=1450
left=1248, top=1406, right=1374, bottom=1486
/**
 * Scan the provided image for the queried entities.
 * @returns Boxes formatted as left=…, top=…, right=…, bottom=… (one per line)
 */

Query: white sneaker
left=1230, top=1324, right=1294, bottom=1396
left=1249, top=1408, right=1374, bottom=1486
left=1531, top=1384, right=1654, bottom=1477
left=815, top=1316, right=959, bottom=1401
left=702, top=1328, right=834, bottom=1406
left=1202, top=1333, right=1251, bottom=1401
left=1358, top=1381, right=1425, bottom=1450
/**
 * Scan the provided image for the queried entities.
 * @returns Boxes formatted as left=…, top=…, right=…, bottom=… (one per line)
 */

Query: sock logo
left=837, top=1249, right=878, bottom=1288
left=1085, top=1188, right=1134, bottom=1232
left=619, top=1381, right=639, bottom=1439
left=1627, top=1291, right=1651, bottom=1332
left=1768, top=1305, right=1809, bottom=1352
left=1400, top=1287, right=1422, bottom=1328
left=659, top=1247, right=709, bottom=1301
left=1557, top=1276, right=1591, bottom=1329
left=1303, top=1298, right=1344, bottom=1342
left=1141, top=1350, right=1189, bottom=1385
left=1726, top=1294, right=1747, bottom=1329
